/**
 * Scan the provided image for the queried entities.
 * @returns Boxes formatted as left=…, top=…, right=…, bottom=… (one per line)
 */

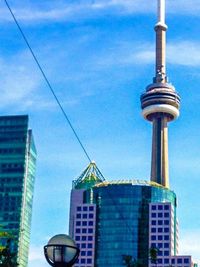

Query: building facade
left=149, top=202, right=196, bottom=267
left=0, top=115, right=36, bottom=267
left=69, top=162, right=177, bottom=267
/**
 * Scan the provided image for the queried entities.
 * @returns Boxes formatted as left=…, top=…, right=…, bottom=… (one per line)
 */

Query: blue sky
left=0, top=0, right=200, bottom=266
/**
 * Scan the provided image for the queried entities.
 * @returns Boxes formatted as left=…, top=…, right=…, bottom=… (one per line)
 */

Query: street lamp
left=44, top=234, right=80, bottom=267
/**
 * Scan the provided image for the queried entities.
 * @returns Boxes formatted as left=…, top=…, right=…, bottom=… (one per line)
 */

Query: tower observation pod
left=140, top=0, right=180, bottom=188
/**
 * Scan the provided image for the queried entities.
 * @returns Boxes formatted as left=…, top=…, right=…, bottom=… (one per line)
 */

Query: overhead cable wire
left=4, top=0, right=135, bottom=236
left=3, top=0, right=92, bottom=163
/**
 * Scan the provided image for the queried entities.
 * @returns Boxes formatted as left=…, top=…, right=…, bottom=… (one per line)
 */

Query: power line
left=4, top=0, right=135, bottom=236
left=3, top=0, right=92, bottom=163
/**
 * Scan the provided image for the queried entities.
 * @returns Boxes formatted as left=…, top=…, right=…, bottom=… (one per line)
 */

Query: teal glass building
left=0, top=115, right=36, bottom=267
left=69, top=163, right=177, bottom=267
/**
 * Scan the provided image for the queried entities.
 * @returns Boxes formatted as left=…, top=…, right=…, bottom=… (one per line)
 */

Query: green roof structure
left=73, top=161, right=105, bottom=189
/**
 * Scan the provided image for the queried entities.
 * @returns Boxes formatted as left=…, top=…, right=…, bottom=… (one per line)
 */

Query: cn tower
left=140, top=0, right=180, bottom=188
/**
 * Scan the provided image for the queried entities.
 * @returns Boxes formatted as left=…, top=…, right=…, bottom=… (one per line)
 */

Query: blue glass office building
left=0, top=115, right=36, bottom=267
left=69, top=163, right=177, bottom=267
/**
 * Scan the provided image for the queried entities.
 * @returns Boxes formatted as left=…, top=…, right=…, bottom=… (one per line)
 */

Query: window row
left=77, top=243, right=93, bottom=249
left=151, top=220, right=169, bottom=225
left=151, top=205, right=170, bottom=211
left=151, top=227, right=169, bottom=233
left=151, top=212, right=170, bottom=218
left=75, top=228, right=94, bottom=234
left=151, top=242, right=169, bottom=249
left=77, top=206, right=94, bottom=212
left=151, top=235, right=169, bottom=241
left=75, top=236, right=93, bottom=241
left=76, top=213, right=94, bottom=219
left=76, top=258, right=92, bottom=264
left=76, top=221, right=94, bottom=226
left=171, top=258, right=190, bottom=264
left=80, top=250, right=93, bottom=256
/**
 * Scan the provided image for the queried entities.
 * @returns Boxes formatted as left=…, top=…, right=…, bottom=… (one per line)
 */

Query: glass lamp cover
left=46, top=234, right=77, bottom=263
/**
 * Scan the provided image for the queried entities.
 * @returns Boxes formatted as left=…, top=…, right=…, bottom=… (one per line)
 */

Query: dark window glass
left=76, top=214, right=81, bottom=219
left=81, top=259, right=85, bottom=264
left=82, top=236, right=86, bottom=241
left=164, top=251, right=169, bottom=256
left=89, top=206, right=94, bottom=211
left=164, top=227, right=169, bottom=232
left=76, top=221, right=81, bottom=226
left=88, top=236, right=93, bottom=241
left=158, top=250, right=162, bottom=256
left=164, top=220, right=169, bottom=225
left=152, top=205, right=156, bottom=210
left=164, top=205, right=170, bottom=210
left=171, top=259, right=175, bottom=264
left=152, top=213, right=156, bottom=218
left=158, top=259, right=162, bottom=264
left=82, top=229, right=87, bottom=233
left=158, top=220, right=162, bottom=225
left=81, top=251, right=86, bottom=256
left=83, top=206, right=88, bottom=211
left=81, top=243, right=86, bottom=248
left=76, top=229, right=80, bottom=233
left=164, top=235, right=169, bottom=240
left=151, top=228, right=156, bottom=233
left=158, top=228, right=162, bottom=233
left=87, top=259, right=92, bottom=264
left=87, top=251, right=92, bottom=256
left=184, top=258, right=189, bottom=264
left=164, top=258, right=169, bottom=264
left=75, top=236, right=80, bottom=241
left=177, top=259, right=182, bottom=264
left=158, top=213, right=162, bottom=218
left=83, top=214, right=87, bottom=219
left=77, top=206, right=81, bottom=211
left=89, top=213, right=94, bottom=219
left=82, top=221, right=87, bottom=226
left=164, top=243, right=169, bottom=248
left=152, top=220, right=156, bottom=225
left=88, top=243, right=92, bottom=248
left=164, top=212, right=169, bottom=217
left=151, top=235, right=156, bottom=240
left=158, top=236, right=162, bottom=240
left=158, top=205, right=163, bottom=210
left=89, top=221, right=93, bottom=226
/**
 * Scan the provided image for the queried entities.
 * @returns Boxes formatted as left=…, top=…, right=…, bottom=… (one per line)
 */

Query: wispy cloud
left=127, top=41, right=200, bottom=67
left=28, top=244, right=48, bottom=267
left=0, top=51, right=42, bottom=110
left=179, top=229, right=200, bottom=265
left=1, top=0, right=200, bottom=24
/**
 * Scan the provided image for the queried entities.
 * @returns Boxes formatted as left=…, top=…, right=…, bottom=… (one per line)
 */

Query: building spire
left=155, top=0, right=168, bottom=83
left=140, top=0, right=180, bottom=188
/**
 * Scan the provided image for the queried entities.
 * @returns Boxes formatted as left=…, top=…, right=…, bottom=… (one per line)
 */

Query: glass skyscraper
left=69, top=162, right=177, bottom=267
left=0, top=115, right=36, bottom=267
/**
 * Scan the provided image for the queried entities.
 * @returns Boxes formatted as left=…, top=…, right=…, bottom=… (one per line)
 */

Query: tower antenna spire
left=140, top=0, right=180, bottom=188
left=155, top=0, right=168, bottom=83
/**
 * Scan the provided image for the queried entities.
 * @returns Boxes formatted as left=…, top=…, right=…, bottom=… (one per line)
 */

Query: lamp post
left=44, top=234, right=80, bottom=267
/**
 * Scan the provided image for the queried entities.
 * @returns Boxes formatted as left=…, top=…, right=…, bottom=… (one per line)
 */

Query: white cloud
left=0, top=51, right=41, bottom=110
left=1, top=0, right=200, bottom=24
left=168, top=41, right=200, bottom=66
left=179, top=229, right=200, bottom=265
left=124, top=41, right=200, bottom=67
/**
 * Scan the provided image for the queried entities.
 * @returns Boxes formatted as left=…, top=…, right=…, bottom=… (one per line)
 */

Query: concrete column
left=151, top=115, right=169, bottom=188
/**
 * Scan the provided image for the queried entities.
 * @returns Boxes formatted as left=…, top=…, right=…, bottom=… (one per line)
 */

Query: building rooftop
left=73, top=161, right=105, bottom=189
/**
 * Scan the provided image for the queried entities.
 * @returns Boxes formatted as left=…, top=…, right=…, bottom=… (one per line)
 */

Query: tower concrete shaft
left=151, top=115, right=169, bottom=188
left=140, top=0, right=180, bottom=188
